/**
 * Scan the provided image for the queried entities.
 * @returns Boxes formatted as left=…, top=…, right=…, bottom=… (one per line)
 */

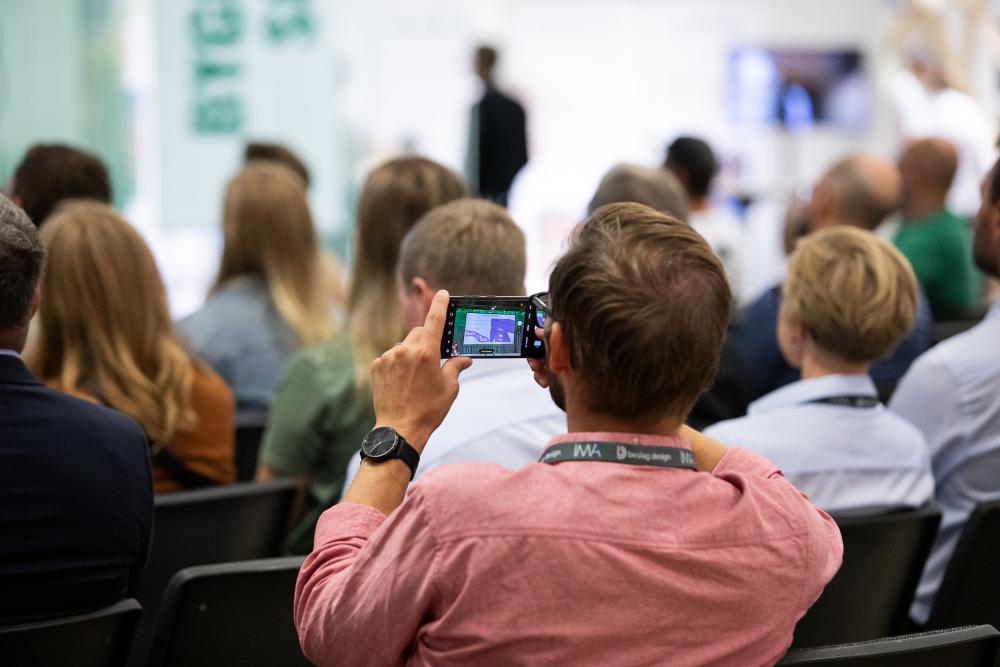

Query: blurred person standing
left=708, top=227, right=933, bottom=515
left=895, top=137, right=982, bottom=319
left=25, top=202, right=234, bottom=493
left=732, top=154, right=932, bottom=401
left=467, top=45, right=528, bottom=206
left=0, top=195, right=152, bottom=624
left=257, top=157, right=465, bottom=553
left=179, top=163, right=335, bottom=425
left=891, top=151, right=1000, bottom=625
left=665, top=136, right=745, bottom=288
left=8, top=144, right=112, bottom=227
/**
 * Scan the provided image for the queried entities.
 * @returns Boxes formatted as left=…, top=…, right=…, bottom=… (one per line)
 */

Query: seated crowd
left=1, top=130, right=999, bottom=664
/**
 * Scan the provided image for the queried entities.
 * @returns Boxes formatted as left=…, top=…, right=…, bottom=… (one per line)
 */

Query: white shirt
left=688, top=206, right=745, bottom=296
left=706, top=374, right=934, bottom=516
left=890, top=299, right=1000, bottom=623
left=341, top=359, right=566, bottom=497
left=0, top=349, right=19, bottom=358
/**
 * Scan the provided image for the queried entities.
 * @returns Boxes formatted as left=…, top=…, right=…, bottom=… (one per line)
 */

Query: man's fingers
left=442, top=356, right=473, bottom=382
left=421, top=290, right=450, bottom=351
left=401, top=326, right=423, bottom=347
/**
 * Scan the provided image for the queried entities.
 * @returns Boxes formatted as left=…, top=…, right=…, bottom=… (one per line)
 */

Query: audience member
left=9, top=143, right=112, bottom=227
left=586, top=162, right=749, bottom=427
left=245, top=141, right=311, bottom=187
left=469, top=45, right=528, bottom=205
left=339, top=198, right=566, bottom=494
left=258, top=156, right=465, bottom=553
left=294, top=203, right=842, bottom=666
left=895, top=137, right=983, bottom=319
left=0, top=195, right=152, bottom=624
left=707, top=226, right=933, bottom=514
left=26, top=202, right=235, bottom=493
left=587, top=163, right=690, bottom=221
left=179, top=163, right=335, bottom=425
left=891, top=154, right=1000, bottom=625
left=732, top=154, right=932, bottom=401
left=665, top=136, right=745, bottom=285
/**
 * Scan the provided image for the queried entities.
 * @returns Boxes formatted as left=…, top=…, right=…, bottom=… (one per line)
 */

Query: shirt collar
left=0, top=349, right=20, bottom=358
left=547, top=431, right=691, bottom=450
left=748, top=374, right=878, bottom=416
left=987, top=298, right=1000, bottom=321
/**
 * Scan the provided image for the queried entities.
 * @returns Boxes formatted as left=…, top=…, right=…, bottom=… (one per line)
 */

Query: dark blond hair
left=783, top=226, right=918, bottom=363
left=215, top=163, right=333, bottom=346
left=399, top=199, right=525, bottom=295
left=549, top=202, right=731, bottom=423
left=26, top=202, right=197, bottom=443
left=348, top=157, right=466, bottom=378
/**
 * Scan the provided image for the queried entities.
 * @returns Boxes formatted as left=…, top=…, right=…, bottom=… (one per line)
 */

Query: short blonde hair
left=783, top=226, right=918, bottom=363
left=399, top=199, right=526, bottom=296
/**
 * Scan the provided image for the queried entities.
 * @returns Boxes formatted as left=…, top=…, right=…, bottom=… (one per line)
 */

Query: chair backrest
left=0, top=599, right=142, bottom=667
left=148, top=557, right=310, bottom=667
left=234, top=425, right=267, bottom=482
left=791, top=506, right=941, bottom=649
left=778, top=625, right=1000, bottom=666
left=127, top=479, right=299, bottom=666
left=927, top=500, right=1000, bottom=630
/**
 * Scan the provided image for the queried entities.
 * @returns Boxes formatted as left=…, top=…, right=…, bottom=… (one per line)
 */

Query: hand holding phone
left=440, top=296, right=546, bottom=359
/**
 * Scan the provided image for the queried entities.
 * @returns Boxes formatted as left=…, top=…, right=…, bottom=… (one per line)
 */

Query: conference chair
left=791, top=506, right=941, bottom=648
left=235, top=424, right=267, bottom=482
left=926, top=499, right=1000, bottom=631
left=127, top=479, right=300, bottom=667
left=0, top=599, right=142, bottom=667
left=778, top=625, right=1000, bottom=666
left=148, top=557, right=309, bottom=667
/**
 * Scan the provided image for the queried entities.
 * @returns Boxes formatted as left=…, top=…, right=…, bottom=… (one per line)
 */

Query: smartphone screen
left=440, top=296, right=545, bottom=359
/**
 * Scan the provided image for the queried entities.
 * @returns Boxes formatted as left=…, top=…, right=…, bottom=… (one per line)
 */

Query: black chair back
left=127, top=479, right=299, bottom=666
left=148, top=557, right=309, bottom=667
left=927, top=500, right=1000, bottom=630
left=235, top=425, right=267, bottom=482
left=0, top=599, right=142, bottom=667
left=779, top=624, right=1000, bottom=666
left=792, top=506, right=941, bottom=648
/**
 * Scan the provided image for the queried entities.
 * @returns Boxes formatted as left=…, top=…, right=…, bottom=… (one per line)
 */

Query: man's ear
left=29, top=287, right=40, bottom=320
left=547, top=322, right=572, bottom=373
left=412, top=277, right=436, bottom=318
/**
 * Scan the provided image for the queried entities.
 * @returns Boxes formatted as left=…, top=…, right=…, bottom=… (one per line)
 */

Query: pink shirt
left=295, top=433, right=843, bottom=666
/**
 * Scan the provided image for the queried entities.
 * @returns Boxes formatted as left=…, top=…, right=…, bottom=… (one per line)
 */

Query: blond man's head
left=781, top=226, right=918, bottom=365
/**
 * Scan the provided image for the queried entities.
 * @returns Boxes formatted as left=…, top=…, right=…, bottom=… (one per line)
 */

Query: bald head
left=899, top=138, right=958, bottom=214
left=588, top=164, right=690, bottom=222
left=810, top=154, right=902, bottom=232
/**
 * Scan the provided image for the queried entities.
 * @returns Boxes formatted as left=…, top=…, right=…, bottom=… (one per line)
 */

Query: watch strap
left=397, top=440, right=420, bottom=480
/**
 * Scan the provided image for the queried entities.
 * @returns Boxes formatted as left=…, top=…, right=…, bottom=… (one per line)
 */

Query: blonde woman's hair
left=25, top=202, right=197, bottom=444
left=348, top=157, right=466, bottom=381
left=783, top=226, right=919, bottom=363
left=214, top=163, right=334, bottom=346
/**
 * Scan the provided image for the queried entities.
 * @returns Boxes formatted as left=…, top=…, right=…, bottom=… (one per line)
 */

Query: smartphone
left=440, top=296, right=545, bottom=359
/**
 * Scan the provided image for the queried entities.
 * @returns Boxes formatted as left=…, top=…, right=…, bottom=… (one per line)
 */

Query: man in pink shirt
left=295, top=202, right=843, bottom=666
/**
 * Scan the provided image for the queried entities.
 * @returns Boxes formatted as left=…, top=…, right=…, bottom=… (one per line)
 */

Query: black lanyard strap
left=539, top=441, right=697, bottom=470
left=807, top=395, right=880, bottom=409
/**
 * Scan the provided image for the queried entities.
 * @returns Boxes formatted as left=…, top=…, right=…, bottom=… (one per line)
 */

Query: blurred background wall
left=2, top=0, right=998, bottom=313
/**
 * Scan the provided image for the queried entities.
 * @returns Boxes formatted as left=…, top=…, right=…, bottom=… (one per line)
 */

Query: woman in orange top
left=25, top=201, right=235, bottom=493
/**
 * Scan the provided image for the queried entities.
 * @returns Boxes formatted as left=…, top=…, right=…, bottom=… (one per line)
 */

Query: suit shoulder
left=39, top=386, right=146, bottom=442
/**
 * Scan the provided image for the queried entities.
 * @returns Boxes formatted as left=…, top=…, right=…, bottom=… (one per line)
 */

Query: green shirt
left=259, top=334, right=375, bottom=553
left=894, top=210, right=982, bottom=319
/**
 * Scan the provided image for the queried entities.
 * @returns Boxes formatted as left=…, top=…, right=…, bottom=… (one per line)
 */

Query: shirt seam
left=430, top=526, right=810, bottom=549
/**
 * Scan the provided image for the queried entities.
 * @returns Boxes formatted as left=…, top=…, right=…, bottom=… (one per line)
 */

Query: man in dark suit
left=469, top=46, right=528, bottom=206
left=0, top=194, right=153, bottom=625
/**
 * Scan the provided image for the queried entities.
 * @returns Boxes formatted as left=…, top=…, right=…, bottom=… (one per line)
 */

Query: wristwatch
left=360, top=426, right=420, bottom=480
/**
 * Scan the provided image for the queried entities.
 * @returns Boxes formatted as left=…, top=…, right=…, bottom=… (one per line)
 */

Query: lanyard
left=539, top=441, right=697, bottom=470
left=807, top=395, right=880, bottom=409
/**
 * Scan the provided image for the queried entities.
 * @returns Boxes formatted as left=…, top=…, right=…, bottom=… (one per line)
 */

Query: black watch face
left=363, top=427, right=399, bottom=460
